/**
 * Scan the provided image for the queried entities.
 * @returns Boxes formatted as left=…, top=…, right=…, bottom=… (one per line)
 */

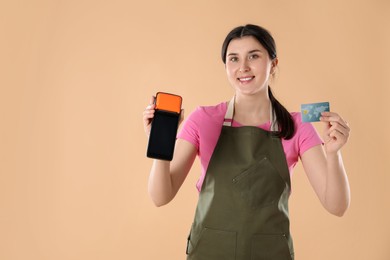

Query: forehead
left=227, top=36, right=266, bottom=54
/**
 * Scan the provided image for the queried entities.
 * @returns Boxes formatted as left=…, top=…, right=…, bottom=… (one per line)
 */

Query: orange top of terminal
left=155, top=92, right=182, bottom=114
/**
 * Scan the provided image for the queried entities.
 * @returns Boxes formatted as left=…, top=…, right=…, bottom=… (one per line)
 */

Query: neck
left=235, top=92, right=270, bottom=114
left=233, top=91, right=271, bottom=126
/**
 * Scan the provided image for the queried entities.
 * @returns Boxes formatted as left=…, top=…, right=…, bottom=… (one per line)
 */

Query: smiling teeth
left=239, top=77, right=253, bottom=81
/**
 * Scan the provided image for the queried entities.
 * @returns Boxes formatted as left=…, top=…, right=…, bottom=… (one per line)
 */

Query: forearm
left=143, top=98, right=195, bottom=207
left=146, top=140, right=196, bottom=207
left=148, top=160, right=175, bottom=207
left=323, top=151, right=351, bottom=216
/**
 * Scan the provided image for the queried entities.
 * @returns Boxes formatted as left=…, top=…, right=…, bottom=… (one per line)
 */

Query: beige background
left=1, top=0, right=389, bottom=259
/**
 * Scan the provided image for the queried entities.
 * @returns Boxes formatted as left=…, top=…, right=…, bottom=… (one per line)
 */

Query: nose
left=239, top=60, right=250, bottom=72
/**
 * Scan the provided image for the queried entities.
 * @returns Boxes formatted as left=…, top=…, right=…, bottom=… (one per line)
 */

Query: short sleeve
left=296, top=114, right=323, bottom=157
left=177, top=107, right=201, bottom=150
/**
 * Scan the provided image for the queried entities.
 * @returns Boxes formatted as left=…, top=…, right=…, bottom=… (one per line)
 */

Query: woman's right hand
left=143, top=96, right=156, bottom=137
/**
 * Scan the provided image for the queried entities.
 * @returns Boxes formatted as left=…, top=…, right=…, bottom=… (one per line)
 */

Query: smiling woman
left=143, top=24, right=351, bottom=260
left=225, top=38, right=274, bottom=96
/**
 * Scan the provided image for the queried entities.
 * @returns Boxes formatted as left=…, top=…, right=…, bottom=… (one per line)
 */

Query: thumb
left=179, top=109, right=185, bottom=125
left=149, top=95, right=155, bottom=105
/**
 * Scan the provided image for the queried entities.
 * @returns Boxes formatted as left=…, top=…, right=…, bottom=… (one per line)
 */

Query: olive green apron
left=186, top=97, right=294, bottom=260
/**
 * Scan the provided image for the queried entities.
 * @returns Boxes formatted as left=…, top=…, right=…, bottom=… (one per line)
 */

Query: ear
left=272, top=58, right=279, bottom=67
left=271, top=58, right=278, bottom=74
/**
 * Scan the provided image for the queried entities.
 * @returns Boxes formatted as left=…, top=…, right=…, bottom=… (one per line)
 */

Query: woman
left=143, top=24, right=350, bottom=260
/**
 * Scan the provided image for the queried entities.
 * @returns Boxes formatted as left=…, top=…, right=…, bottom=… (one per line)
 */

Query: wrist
left=153, top=159, right=170, bottom=166
left=324, top=144, right=342, bottom=157
left=325, top=150, right=343, bottom=164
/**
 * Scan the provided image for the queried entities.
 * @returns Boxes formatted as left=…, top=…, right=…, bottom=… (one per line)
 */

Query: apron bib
left=186, top=97, right=294, bottom=260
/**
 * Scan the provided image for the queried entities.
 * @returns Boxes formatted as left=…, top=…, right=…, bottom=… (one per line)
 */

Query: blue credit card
left=301, top=102, right=330, bottom=122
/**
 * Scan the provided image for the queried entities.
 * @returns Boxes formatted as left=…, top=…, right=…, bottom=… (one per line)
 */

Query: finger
left=329, top=127, right=347, bottom=137
left=330, top=121, right=350, bottom=133
left=145, top=104, right=155, bottom=111
left=179, top=109, right=185, bottom=124
left=324, top=132, right=341, bottom=146
left=143, top=110, right=155, bottom=122
left=329, top=129, right=348, bottom=143
left=321, top=113, right=349, bottom=131
left=149, top=95, right=156, bottom=105
left=143, top=109, right=155, bottom=119
left=320, top=111, right=337, bottom=117
left=320, top=113, right=342, bottom=122
left=327, top=122, right=350, bottom=136
left=325, top=128, right=349, bottom=146
left=320, top=111, right=346, bottom=120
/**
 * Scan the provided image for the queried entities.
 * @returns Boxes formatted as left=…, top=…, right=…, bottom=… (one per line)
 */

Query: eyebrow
left=227, top=49, right=263, bottom=56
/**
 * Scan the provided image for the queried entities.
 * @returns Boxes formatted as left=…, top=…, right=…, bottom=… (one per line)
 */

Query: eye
left=229, top=56, right=238, bottom=62
left=249, top=54, right=259, bottom=60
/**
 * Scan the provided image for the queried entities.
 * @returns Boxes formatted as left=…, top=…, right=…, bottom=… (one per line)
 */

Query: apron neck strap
left=223, top=96, right=279, bottom=132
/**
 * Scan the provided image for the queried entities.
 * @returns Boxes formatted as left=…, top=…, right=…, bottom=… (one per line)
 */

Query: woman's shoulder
left=291, top=111, right=317, bottom=126
left=179, top=102, right=227, bottom=143
left=191, top=102, right=227, bottom=120
left=199, top=102, right=227, bottom=113
left=290, top=111, right=302, bottom=124
left=289, top=111, right=320, bottom=138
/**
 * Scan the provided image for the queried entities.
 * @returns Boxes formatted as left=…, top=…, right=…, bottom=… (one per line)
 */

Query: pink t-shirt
left=177, top=102, right=323, bottom=192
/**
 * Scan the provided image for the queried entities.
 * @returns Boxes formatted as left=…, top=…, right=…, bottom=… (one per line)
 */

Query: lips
left=238, top=76, right=255, bottom=83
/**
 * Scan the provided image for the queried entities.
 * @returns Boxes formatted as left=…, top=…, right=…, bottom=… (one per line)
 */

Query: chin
left=234, top=87, right=265, bottom=96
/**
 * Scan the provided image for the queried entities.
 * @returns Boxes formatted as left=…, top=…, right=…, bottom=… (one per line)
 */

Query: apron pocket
left=232, top=157, right=285, bottom=209
left=188, top=227, right=236, bottom=260
left=251, top=233, right=293, bottom=260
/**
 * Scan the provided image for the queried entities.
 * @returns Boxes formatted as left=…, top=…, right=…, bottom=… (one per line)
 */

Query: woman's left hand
left=320, top=111, right=350, bottom=154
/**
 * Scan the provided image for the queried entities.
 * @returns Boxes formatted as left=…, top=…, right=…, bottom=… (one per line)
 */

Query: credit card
left=301, top=102, right=330, bottom=122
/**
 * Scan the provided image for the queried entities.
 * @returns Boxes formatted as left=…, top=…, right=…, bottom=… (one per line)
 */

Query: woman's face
left=225, top=36, right=277, bottom=97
